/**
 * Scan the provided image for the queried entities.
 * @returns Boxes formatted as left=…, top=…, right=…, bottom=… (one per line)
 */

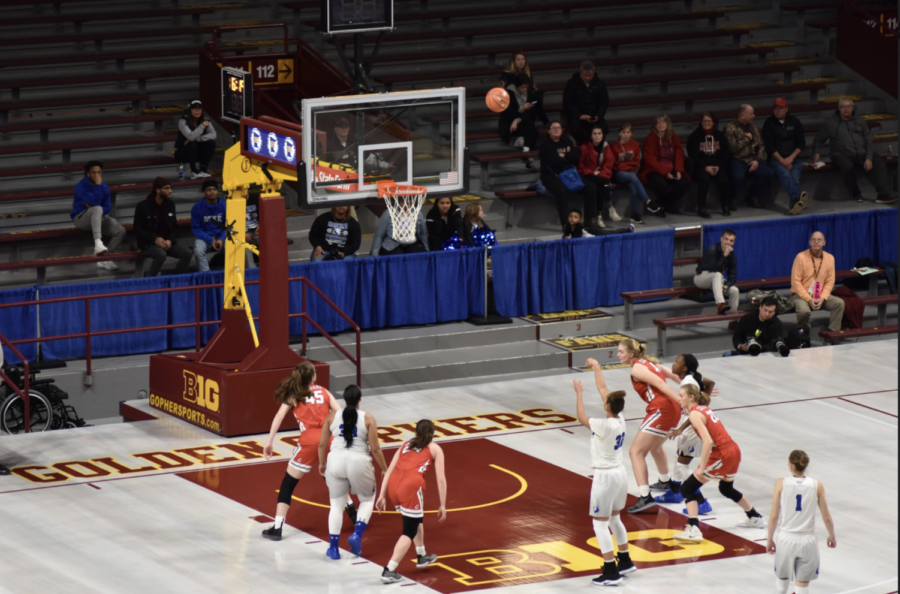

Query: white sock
left=387, top=560, right=399, bottom=571
left=416, top=546, right=426, bottom=556
left=639, top=485, right=650, bottom=498
left=774, top=578, right=790, bottom=594
left=356, top=498, right=375, bottom=524
left=274, top=515, right=285, bottom=529
left=659, top=472, right=671, bottom=482
left=609, top=515, right=628, bottom=548
left=795, top=587, right=809, bottom=594
left=592, top=519, right=614, bottom=554
left=674, top=463, right=690, bottom=483
left=328, top=498, right=345, bottom=534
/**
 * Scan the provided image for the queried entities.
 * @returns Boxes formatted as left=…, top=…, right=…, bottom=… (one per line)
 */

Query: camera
left=746, top=338, right=761, bottom=356
left=776, top=339, right=790, bottom=357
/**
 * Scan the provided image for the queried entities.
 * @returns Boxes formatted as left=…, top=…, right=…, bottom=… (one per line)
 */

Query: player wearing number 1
left=575, top=358, right=636, bottom=586
left=319, top=385, right=388, bottom=560
left=674, top=384, right=765, bottom=542
left=376, top=420, right=448, bottom=584
left=767, top=450, right=836, bottom=594
left=260, top=362, right=351, bottom=541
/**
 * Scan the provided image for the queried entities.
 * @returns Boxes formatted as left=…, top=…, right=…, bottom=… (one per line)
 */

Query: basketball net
left=378, top=181, right=428, bottom=244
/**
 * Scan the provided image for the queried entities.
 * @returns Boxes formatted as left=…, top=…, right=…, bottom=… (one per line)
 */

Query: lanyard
left=809, top=249, right=822, bottom=280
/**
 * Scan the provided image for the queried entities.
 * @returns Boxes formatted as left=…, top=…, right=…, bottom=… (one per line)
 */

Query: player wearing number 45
left=259, top=362, right=356, bottom=541
left=767, top=450, right=836, bottom=594
left=318, top=385, right=388, bottom=560
left=574, top=359, right=637, bottom=586
left=376, top=420, right=448, bottom=584
left=673, top=384, right=765, bottom=543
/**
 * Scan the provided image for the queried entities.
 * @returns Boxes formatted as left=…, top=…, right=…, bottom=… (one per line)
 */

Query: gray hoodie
left=813, top=108, right=873, bottom=161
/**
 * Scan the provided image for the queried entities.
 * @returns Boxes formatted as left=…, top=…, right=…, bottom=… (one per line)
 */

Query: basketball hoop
left=378, top=181, right=428, bottom=244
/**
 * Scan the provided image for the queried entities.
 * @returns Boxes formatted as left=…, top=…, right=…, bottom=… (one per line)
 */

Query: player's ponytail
left=341, top=385, right=362, bottom=448
left=272, top=361, right=316, bottom=406
left=606, top=391, right=626, bottom=416
left=789, top=449, right=810, bottom=473
left=682, top=353, right=704, bottom=386
left=681, top=384, right=708, bottom=406
left=621, top=338, right=658, bottom=364
left=409, top=419, right=435, bottom=450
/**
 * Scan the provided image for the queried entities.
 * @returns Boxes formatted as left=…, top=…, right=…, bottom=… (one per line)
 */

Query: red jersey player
left=375, top=420, right=447, bottom=584
left=673, top=383, right=766, bottom=542
left=616, top=338, right=682, bottom=513
left=260, top=361, right=350, bottom=541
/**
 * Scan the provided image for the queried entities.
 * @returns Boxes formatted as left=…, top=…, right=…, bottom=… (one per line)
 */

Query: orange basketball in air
left=486, top=87, right=510, bottom=113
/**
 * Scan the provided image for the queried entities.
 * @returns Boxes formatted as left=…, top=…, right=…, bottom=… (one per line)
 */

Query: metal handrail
left=0, top=330, right=31, bottom=433
left=0, top=276, right=361, bottom=390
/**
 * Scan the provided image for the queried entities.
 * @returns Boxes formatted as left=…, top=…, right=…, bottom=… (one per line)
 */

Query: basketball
left=486, top=87, right=510, bottom=113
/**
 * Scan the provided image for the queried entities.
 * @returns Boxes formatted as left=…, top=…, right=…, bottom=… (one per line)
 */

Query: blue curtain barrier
left=491, top=229, right=675, bottom=317
left=0, top=287, right=38, bottom=364
left=0, top=248, right=486, bottom=361
left=703, top=209, right=898, bottom=282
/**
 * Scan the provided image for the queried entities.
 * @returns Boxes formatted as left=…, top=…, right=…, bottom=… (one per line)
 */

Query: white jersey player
left=574, top=359, right=637, bottom=587
left=318, top=385, right=387, bottom=560
left=767, top=450, right=836, bottom=594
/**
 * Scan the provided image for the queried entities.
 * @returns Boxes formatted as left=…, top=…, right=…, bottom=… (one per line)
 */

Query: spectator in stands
left=371, top=207, right=429, bottom=256
left=562, top=61, right=609, bottom=143
left=539, top=121, right=598, bottom=230
left=460, top=203, right=498, bottom=247
left=577, top=125, right=611, bottom=231
left=498, top=51, right=548, bottom=125
left=639, top=115, right=691, bottom=217
left=309, top=206, right=361, bottom=261
left=725, top=104, right=774, bottom=209
left=789, top=231, right=845, bottom=333
left=425, top=196, right=461, bottom=251
left=133, top=177, right=193, bottom=277
left=174, top=100, right=216, bottom=179
left=71, top=160, right=126, bottom=271
left=191, top=180, right=227, bottom=272
left=725, top=296, right=789, bottom=357
left=763, top=98, right=808, bottom=216
left=812, top=97, right=896, bottom=204
left=499, top=74, right=539, bottom=157
left=607, top=123, right=659, bottom=225
left=694, top=229, right=739, bottom=314
left=325, top=117, right=358, bottom=167
left=563, top=208, right=591, bottom=238
left=687, top=111, right=731, bottom=217
left=0, top=340, right=7, bottom=475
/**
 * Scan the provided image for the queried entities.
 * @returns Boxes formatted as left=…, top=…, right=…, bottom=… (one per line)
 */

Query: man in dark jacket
left=562, top=61, right=609, bottom=144
left=309, top=206, right=361, bottom=261
left=727, top=297, right=789, bottom=357
left=762, top=98, right=808, bottom=215
left=812, top=97, right=896, bottom=204
left=134, top=177, right=193, bottom=276
left=694, top=229, right=739, bottom=314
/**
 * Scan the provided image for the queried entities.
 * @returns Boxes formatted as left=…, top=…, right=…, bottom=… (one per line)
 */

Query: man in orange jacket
left=789, top=231, right=845, bottom=332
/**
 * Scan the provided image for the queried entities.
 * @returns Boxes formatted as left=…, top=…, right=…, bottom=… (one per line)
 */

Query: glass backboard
left=300, top=88, right=466, bottom=207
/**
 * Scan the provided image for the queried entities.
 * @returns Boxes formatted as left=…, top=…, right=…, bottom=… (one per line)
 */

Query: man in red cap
left=762, top=98, right=808, bottom=215
left=133, top=177, right=193, bottom=276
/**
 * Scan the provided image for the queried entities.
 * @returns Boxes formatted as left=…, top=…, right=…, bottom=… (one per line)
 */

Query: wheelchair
left=0, top=360, right=86, bottom=434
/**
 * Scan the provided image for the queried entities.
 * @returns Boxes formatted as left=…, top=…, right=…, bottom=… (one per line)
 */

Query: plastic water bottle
left=178, top=163, right=185, bottom=181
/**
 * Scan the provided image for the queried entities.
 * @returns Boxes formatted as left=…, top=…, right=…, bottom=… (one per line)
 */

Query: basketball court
left=0, top=340, right=896, bottom=594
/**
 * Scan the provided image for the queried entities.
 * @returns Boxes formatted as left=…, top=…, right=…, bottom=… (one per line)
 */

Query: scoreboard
left=221, top=67, right=253, bottom=124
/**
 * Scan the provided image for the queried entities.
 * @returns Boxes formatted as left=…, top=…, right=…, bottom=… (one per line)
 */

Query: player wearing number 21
left=259, top=362, right=356, bottom=541
left=767, top=450, right=836, bottom=594
left=319, top=386, right=388, bottom=560
left=673, top=384, right=766, bottom=542
left=574, top=359, right=636, bottom=586
left=376, top=420, right=448, bottom=584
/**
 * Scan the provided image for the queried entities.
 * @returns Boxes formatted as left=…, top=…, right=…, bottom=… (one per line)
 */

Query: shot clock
left=221, top=67, right=253, bottom=124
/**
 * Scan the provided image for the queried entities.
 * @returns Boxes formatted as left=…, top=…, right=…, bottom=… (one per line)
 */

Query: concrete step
left=327, top=339, right=570, bottom=392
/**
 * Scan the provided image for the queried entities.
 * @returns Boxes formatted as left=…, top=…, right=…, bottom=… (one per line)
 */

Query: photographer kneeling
left=725, top=296, right=790, bottom=357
